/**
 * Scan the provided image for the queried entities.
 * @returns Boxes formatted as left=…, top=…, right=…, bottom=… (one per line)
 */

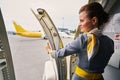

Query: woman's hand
left=46, top=42, right=52, bottom=54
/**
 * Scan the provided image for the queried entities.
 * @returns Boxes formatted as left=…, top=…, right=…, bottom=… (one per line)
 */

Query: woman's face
left=79, top=11, right=96, bottom=33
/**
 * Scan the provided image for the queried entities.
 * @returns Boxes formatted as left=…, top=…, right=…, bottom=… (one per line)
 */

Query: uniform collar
left=88, top=28, right=101, bottom=35
left=88, top=28, right=98, bottom=33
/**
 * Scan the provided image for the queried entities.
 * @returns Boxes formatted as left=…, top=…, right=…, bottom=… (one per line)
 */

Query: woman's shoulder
left=98, top=34, right=114, bottom=45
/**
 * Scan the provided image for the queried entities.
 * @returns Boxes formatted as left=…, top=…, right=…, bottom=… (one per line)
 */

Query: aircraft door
left=32, top=9, right=67, bottom=80
left=0, top=9, right=16, bottom=80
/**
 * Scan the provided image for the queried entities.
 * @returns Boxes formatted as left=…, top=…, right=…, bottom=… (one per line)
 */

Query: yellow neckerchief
left=85, top=28, right=100, bottom=60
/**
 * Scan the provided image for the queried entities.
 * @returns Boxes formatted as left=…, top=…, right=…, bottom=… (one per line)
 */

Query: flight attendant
left=46, top=2, right=114, bottom=80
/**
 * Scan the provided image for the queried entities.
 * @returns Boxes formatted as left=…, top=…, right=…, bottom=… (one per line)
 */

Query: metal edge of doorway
left=0, top=9, right=16, bottom=80
left=31, top=8, right=67, bottom=80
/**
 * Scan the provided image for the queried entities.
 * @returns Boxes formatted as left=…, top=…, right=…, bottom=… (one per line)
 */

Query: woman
left=46, top=2, right=114, bottom=80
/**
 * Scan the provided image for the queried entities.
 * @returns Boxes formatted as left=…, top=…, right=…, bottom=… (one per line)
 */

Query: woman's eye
left=80, top=20, right=83, bottom=22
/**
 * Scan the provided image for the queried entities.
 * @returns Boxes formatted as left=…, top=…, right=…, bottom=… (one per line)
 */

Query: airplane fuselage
left=16, top=32, right=42, bottom=38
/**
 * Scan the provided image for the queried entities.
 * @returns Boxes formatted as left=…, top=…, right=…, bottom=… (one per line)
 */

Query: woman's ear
left=92, top=17, right=98, bottom=26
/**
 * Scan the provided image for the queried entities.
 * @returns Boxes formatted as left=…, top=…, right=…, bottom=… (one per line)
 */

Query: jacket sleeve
left=53, top=34, right=85, bottom=58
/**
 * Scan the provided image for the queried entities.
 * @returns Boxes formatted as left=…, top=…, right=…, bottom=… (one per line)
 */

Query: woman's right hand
left=46, top=42, right=52, bottom=54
